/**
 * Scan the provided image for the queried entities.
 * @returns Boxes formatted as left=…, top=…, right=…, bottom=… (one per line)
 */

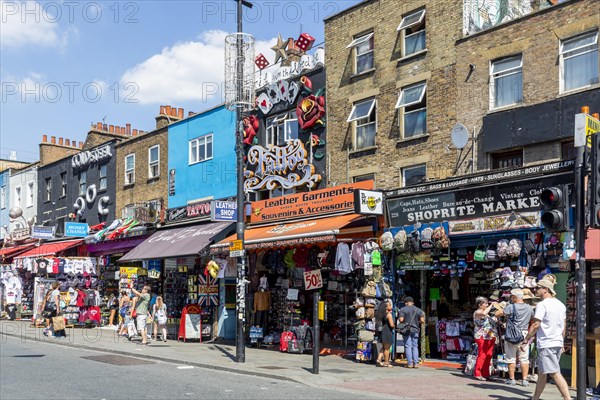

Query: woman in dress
left=473, top=296, right=498, bottom=380
left=151, top=296, right=168, bottom=342
left=375, top=300, right=395, bottom=367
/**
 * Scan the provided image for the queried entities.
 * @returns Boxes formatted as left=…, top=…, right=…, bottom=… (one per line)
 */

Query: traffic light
left=592, top=134, right=600, bottom=228
left=540, top=185, right=569, bottom=232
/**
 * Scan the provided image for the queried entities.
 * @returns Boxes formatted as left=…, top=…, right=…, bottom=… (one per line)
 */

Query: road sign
left=574, top=113, right=600, bottom=148
left=229, top=239, right=244, bottom=257
left=303, top=269, right=323, bottom=290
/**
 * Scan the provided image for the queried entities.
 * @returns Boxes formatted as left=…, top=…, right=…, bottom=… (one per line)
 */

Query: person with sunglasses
left=521, top=277, right=570, bottom=400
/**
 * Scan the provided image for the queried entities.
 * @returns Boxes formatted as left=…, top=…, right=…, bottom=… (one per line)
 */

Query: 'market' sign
left=386, top=174, right=572, bottom=227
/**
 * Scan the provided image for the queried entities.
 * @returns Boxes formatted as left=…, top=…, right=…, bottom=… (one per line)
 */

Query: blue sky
left=0, top=0, right=360, bottom=162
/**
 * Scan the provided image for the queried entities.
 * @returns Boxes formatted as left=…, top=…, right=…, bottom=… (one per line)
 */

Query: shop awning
left=214, top=214, right=371, bottom=250
left=14, top=239, right=84, bottom=258
left=587, top=229, right=600, bottom=260
left=119, top=222, right=231, bottom=262
left=0, top=243, right=36, bottom=259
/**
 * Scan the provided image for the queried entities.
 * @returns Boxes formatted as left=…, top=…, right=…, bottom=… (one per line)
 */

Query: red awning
left=0, top=244, right=36, bottom=259
left=586, top=229, right=600, bottom=260
left=14, top=240, right=84, bottom=258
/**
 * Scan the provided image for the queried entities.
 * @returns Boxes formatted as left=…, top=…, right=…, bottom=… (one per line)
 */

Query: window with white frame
left=396, top=81, right=427, bottom=138
left=490, top=55, right=523, bottom=109
left=99, top=164, right=107, bottom=190
left=347, top=32, right=374, bottom=74
left=148, top=145, right=160, bottom=178
left=44, top=178, right=51, bottom=202
left=14, top=186, right=21, bottom=207
left=0, top=186, right=5, bottom=209
left=125, top=154, right=135, bottom=185
left=560, top=31, right=599, bottom=93
left=402, top=164, right=426, bottom=187
left=347, top=98, right=377, bottom=150
left=189, top=135, right=213, bottom=164
left=27, top=181, right=34, bottom=207
left=397, top=9, right=426, bottom=57
left=78, top=171, right=87, bottom=195
left=266, top=114, right=298, bottom=147
left=60, top=172, right=67, bottom=197
left=270, top=187, right=296, bottom=198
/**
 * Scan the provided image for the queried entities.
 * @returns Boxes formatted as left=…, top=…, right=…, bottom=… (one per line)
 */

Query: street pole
left=234, top=0, right=253, bottom=364
left=575, top=143, right=587, bottom=399
left=312, top=291, right=320, bottom=374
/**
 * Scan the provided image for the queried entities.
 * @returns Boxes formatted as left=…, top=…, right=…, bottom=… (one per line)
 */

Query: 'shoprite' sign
left=249, top=181, right=373, bottom=224
left=386, top=174, right=572, bottom=227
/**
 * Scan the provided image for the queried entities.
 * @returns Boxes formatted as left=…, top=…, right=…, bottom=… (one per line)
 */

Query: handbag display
left=361, top=281, right=377, bottom=297
left=358, top=330, right=375, bottom=342
left=474, top=240, right=486, bottom=262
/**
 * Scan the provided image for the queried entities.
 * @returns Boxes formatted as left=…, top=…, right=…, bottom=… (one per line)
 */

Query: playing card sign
left=256, top=92, right=273, bottom=114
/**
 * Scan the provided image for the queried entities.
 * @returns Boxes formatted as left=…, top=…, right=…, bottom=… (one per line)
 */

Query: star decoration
left=271, top=34, right=288, bottom=64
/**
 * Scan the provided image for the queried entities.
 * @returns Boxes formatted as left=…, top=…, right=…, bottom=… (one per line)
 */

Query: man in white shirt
left=521, top=278, right=570, bottom=400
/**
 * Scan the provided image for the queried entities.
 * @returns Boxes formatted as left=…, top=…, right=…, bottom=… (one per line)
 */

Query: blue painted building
left=167, top=104, right=237, bottom=339
left=167, top=104, right=237, bottom=208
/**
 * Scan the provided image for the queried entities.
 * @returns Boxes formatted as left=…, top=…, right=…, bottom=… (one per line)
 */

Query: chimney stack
left=65, top=139, right=70, bottom=146
left=42, top=134, right=48, bottom=143
left=96, top=122, right=102, bottom=130
left=165, top=105, right=172, bottom=116
left=51, top=136, right=56, bottom=144
left=102, top=123, right=108, bottom=131
left=58, top=137, right=64, bottom=145
left=178, top=108, right=184, bottom=119
left=160, top=105, right=166, bottom=115
left=79, top=141, right=84, bottom=148
left=109, top=125, right=114, bottom=133
left=126, top=123, right=131, bottom=136
left=72, top=138, right=76, bottom=147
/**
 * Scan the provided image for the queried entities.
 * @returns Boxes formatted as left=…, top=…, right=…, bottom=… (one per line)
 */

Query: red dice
left=295, top=33, right=316, bottom=52
left=255, top=54, right=269, bottom=70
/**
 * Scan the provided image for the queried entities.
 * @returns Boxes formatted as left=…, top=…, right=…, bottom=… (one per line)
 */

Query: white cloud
left=120, top=30, right=275, bottom=105
left=0, top=0, right=73, bottom=50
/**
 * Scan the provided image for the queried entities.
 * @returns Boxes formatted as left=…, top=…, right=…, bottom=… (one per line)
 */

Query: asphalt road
left=0, top=335, right=381, bottom=400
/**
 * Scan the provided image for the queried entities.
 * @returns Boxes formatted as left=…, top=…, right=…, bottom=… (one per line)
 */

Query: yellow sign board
left=229, top=240, right=243, bottom=252
left=586, top=115, right=600, bottom=147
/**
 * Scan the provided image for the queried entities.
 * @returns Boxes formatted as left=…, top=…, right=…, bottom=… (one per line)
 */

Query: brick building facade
left=325, top=0, right=599, bottom=189
left=115, top=106, right=179, bottom=221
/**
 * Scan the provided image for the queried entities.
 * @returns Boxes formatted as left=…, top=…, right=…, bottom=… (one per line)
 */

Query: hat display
left=510, top=288, right=524, bottom=298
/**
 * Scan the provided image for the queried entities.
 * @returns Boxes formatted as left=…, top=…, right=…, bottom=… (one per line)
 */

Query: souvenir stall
left=211, top=182, right=383, bottom=355
left=384, top=163, right=575, bottom=368
left=118, top=221, right=233, bottom=341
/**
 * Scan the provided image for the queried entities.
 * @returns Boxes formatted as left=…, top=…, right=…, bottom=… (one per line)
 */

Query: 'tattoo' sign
left=303, top=269, right=323, bottom=290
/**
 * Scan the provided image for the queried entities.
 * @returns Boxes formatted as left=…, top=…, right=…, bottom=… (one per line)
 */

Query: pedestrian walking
left=495, top=288, right=533, bottom=386
left=473, top=296, right=498, bottom=381
left=118, top=290, right=131, bottom=337
left=522, top=276, right=571, bottom=400
left=375, top=300, right=394, bottom=367
left=151, top=296, right=168, bottom=342
left=131, top=285, right=151, bottom=345
left=107, top=294, right=118, bottom=329
left=398, top=296, right=425, bottom=368
left=42, top=281, right=61, bottom=337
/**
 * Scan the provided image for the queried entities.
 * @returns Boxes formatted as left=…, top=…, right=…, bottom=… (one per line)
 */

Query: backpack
left=393, top=230, right=408, bottom=253
left=409, top=230, right=421, bottom=253
left=380, top=232, right=394, bottom=251
left=432, top=227, right=450, bottom=249
left=508, top=239, right=523, bottom=258
left=496, top=239, right=510, bottom=259
left=420, top=227, right=434, bottom=249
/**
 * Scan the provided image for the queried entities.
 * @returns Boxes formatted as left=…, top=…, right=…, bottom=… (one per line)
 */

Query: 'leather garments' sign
left=387, top=173, right=572, bottom=227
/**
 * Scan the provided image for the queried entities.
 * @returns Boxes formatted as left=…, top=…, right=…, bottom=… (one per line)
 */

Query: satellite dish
left=451, top=123, right=470, bottom=149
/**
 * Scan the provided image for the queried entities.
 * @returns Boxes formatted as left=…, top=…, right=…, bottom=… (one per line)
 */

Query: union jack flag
left=197, top=274, right=219, bottom=307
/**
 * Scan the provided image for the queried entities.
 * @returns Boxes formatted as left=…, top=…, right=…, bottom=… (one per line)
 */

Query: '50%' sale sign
left=303, top=270, right=323, bottom=290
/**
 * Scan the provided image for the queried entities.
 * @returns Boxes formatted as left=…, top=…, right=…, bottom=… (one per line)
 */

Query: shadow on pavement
left=214, top=345, right=236, bottom=362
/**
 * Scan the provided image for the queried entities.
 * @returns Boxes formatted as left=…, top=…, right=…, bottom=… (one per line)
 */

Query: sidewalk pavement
left=0, top=320, right=576, bottom=400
